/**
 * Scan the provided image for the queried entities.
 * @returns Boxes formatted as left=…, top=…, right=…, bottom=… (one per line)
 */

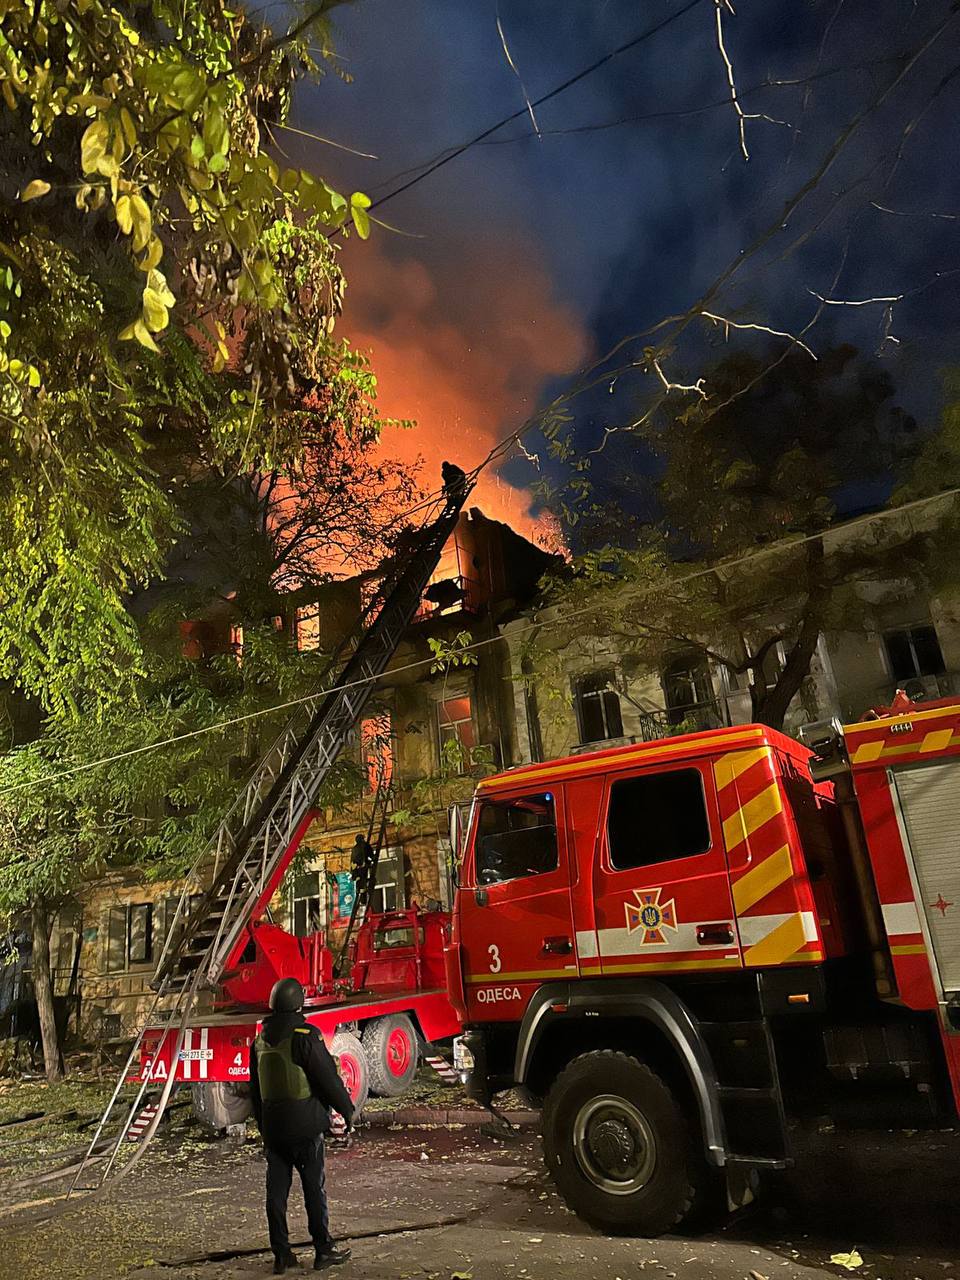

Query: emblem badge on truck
left=625, top=888, right=679, bottom=945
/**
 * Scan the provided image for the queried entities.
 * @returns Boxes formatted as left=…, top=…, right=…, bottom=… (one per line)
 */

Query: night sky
left=279, top=0, right=960, bottom=540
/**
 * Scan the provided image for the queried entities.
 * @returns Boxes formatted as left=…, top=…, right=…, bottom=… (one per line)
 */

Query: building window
left=438, top=694, right=476, bottom=768
left=296, top=604, right=321, bottom=652
left=361, top=713, right=394, bottom=792
left=292, top=871, right=324, bottom=936
left=607, top=769, right=711, bottom=870
left=575, top=671, right=623, bottom=744
left=371, top=849, right=404, bottom=914
left=106, top=903, right=154, bottom=972
left=883, top=624, right=945, bottom=683
left=475, top=792, right=558, bottom=885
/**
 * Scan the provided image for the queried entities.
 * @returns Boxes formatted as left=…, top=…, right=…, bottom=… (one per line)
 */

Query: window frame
left=882, top=623, right=946, bottom=683
left=604, top=765, right=713, bottom=874
left=472, top=790, right=560, bottom=888
left=436, top=691, right=477, bottom=768
left=371, top=847, right=404, bottom=914
left=574, top=669, right=623, bottom=745
left=105, top=901, right=155, bottom=973
left=290, top=870, right=324, bottom=937
left=295, top=604, right=321, bottom=652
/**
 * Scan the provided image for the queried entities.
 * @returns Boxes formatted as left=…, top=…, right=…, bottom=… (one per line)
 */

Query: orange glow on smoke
left=341, top=234, right=588, bottom=547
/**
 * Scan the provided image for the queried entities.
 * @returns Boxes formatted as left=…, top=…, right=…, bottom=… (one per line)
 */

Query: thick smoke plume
left=341, top=232, right=588, bottom=544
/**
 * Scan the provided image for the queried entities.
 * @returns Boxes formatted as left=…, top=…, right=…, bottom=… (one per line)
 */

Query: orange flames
left=341, top=232, right=589, bottom=546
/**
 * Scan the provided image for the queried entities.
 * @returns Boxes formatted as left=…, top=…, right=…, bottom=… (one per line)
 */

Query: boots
left=313, top=1244, right=351, bottom=1270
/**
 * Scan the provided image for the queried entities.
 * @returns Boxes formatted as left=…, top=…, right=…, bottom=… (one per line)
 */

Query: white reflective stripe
left=738, top=911, right=818, bottom=948
left=181, top=1028, right=192, bottom=1081
left=597, top=922, right=732, bottom=956
left=882, top=900, right=921, bottom=936
left=200, top=1026, right=209, bottom=1080
left=575, top=930, right=598, bottom=959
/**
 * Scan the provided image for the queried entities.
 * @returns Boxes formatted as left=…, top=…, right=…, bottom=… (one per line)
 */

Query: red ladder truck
left=446, top=699, right=960, bottom=1235
left=138, top=902, right=460, bottom=1123
left=78, top=476, right=471, bottom=1187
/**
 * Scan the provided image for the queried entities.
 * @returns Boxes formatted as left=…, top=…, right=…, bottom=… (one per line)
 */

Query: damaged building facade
left=30, top=498, right=960, bottom=1041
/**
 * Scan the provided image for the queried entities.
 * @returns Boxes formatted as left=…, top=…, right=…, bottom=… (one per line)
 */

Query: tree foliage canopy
left=539, top=346, right=960, bottom=729
left=0, top=0, right=384, bottom=711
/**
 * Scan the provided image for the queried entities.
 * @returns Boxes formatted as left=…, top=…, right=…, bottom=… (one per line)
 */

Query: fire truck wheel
left=331, top=1030, right=370, bottom=1113
left=362, top=1014, right=420, bottom=1097
left=542, top=1051, right=701, bottom=1236
left=191, top=1082, right=252, bottom=1132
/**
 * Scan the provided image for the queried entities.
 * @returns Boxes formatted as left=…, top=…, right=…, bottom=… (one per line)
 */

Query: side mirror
left=448, top=802, right=462, bottom=859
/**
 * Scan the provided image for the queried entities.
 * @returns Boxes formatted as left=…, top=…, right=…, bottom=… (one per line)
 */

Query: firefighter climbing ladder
left=71, top=474, right=473, bottom=1194
left=334, top=765, right=394, bottom=975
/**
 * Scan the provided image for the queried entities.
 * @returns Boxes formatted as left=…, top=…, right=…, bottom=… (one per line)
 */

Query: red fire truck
left=446, top=701, right=960, bottom=1235
left=138, top=903, right=460, bottom=1122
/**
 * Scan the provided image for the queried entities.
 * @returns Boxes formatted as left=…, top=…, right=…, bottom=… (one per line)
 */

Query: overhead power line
left=366, top=0, right=707, bottom=212
left=4, top=483, right=958, bottom=798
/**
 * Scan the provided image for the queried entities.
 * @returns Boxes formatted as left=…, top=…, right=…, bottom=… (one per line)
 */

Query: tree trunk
left=755, top=608, right=823, bottom=730
left=31, top=903, right=64, bottom=1081
left=755, top=539, right=828, bottom=731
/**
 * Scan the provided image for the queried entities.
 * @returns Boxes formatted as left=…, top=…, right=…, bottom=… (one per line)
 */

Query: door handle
left=474, top=888, right=488, bottom=907
left=542, top=936, right=573, bottom=955
left=696, top=922, right=734, bottom=946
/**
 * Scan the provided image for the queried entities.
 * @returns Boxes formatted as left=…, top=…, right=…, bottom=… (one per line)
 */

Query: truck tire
left=362, top=1014, right=420, bottom=1097
left=191, top=1082, right=252, bottom=1132
left=542, top=1050, right=701, bottom=1236
left=331, top=1030, right=370, bottom=1114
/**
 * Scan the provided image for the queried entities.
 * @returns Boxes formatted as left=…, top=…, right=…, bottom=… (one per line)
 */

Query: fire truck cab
left=447, top=708, right=960, bottom=1235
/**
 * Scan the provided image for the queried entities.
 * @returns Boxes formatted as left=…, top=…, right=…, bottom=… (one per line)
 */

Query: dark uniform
left=249, top=980, right=355, bottom=1274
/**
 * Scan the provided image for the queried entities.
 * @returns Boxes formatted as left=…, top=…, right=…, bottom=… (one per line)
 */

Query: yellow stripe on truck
left=743, top=912, right=807, bottom=967
left=713, top=746, right=769, bottom=794
left=722, top=781, right=783, bottom=854
left=732, top=843, right=793, bottom=915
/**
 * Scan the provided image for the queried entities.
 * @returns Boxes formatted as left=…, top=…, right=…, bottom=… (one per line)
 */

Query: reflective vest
left=255, top=1030, right=312, bottom=1102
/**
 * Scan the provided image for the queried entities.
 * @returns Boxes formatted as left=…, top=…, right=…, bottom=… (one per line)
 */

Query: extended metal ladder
left=72, top=474, right=473, bottom=1193
left=153, top=474, right=473, bottom=993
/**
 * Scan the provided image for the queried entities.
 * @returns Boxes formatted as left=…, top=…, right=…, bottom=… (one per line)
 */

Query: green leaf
left=129, top=195, right=151, bottom=251
left=139, top=236, right=163, bottom=272
left=120, top=107, right=137, bottom=150
left=202, top=107, right=228, bottom=157
left=351, top=205, right=370, bottom=239
left=80, top=118, right=108, bottom=175
left=20, top=179, right=51, bottom=202
left=115, top=194, right=133, bottom=234
left=208, top=151, right=227, bottom=174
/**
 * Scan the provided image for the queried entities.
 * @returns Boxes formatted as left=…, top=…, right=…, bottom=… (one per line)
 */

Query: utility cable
left=4, top=483, right=957, bottom=797
left=364, top=0, right=707, bottom=213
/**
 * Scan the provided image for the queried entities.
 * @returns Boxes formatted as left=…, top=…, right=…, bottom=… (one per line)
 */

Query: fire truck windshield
left=475, top=792, right=558, bottom=885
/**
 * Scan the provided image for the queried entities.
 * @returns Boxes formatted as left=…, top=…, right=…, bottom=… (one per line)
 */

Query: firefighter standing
left=249, top=978, right=355, bottom=1274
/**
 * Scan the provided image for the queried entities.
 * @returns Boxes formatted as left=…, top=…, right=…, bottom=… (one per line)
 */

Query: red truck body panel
left=136, top=988, right=460, bottom=1087
left=452, top=724, right=834, bottom=1027
left=138, top=907, right=461, bottom=1089
left=844, top=700, right=960, bottom=1109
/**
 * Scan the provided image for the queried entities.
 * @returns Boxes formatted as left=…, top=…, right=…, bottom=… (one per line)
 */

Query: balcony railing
left=637, top=700, right=724, bottom=742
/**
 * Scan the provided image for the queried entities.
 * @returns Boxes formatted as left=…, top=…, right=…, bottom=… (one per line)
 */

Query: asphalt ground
left=0, top=1119, right=956, bottom=1280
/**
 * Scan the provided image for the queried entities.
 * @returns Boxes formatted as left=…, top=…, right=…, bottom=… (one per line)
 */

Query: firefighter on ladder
left=249, top=978, right=355, bottom=1273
